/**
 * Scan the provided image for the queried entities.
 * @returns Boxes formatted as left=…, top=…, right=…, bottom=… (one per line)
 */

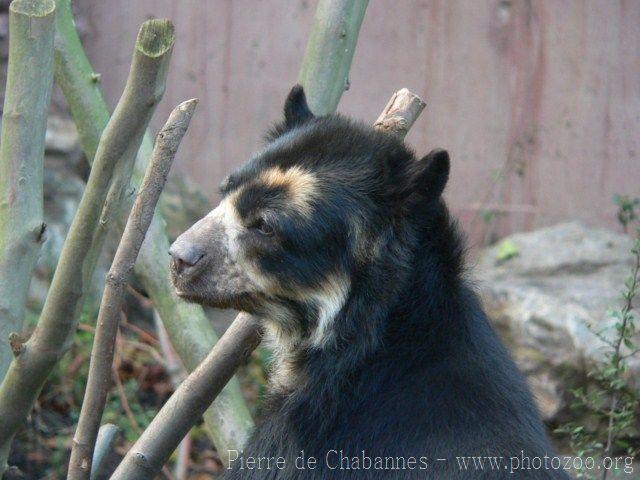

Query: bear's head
left=169, top=86, right=450, bottom=349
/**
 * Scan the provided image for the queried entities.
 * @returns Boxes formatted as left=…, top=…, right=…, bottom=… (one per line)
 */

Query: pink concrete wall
left=77, top=0, right=639, bottom=244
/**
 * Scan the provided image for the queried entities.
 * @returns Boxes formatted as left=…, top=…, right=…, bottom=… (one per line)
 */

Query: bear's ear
left=410, top=149, right=450, bottom=201
left=284, top=85, right=314, bottom=128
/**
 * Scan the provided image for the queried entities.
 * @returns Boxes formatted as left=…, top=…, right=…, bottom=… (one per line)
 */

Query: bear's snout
left=168, top=206, right=262, bottom=312
left=169, top=238, right=205, bottom=275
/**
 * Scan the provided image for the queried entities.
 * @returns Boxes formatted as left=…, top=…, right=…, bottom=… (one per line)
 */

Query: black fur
left=218, top=87, right=568, bottom=479
left=266, top=84, right=315, bottom=140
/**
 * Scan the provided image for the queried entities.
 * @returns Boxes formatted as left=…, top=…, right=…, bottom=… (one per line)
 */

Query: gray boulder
left=475, top=222, right=638, bottom=421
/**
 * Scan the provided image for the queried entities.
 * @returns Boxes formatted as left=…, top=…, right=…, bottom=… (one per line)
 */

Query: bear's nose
left=169, top=241, right=204, bottom=274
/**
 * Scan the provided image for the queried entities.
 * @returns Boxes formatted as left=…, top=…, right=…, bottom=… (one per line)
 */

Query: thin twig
left=154, top=311, right=190, bottom=479
left=121, top=339, right=167, bottom=368
left=68, top=99, right=198, bottom=480
left=120, top=320, right=160, bottom=347
left=601, top=242, right=640, bottom=480
left=112, top=357, right=141, bottom=434
left=153, top=311, right=186, bottom=388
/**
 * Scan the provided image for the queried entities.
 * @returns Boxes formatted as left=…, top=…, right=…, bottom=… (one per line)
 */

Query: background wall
left=77, top=0, right=639, bottom=245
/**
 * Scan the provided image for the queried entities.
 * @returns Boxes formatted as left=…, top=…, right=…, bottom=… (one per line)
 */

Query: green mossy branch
left=0, top=0, right=55, bottom=385
left=0, top=4, right=55, bottom=474
left=298, top=0, right=369, bottom=115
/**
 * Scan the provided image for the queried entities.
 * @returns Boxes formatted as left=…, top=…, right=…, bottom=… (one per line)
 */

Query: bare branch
left=68, top=99, right=197, bottom=480
left=90, top=424, right=120, bottom=480
left=110, top=313, right=262, bottom=480
left=0, top=18, right=175, bottom=463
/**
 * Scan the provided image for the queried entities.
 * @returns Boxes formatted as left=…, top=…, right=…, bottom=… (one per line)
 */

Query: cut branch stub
left=373, top=88, right=426, bottom=138
left=8, top=333, right=24, bottom=358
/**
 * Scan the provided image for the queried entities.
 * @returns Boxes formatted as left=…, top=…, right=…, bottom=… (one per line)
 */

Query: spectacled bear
left=169, top=86, right=569, bottom=479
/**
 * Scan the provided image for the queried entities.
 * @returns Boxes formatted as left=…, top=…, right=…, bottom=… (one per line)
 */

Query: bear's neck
left=265, top=202, right=467, bottom=396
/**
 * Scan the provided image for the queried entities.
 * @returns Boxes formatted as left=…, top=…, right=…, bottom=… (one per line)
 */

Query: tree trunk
left=0, top=0, right=55, bottom=383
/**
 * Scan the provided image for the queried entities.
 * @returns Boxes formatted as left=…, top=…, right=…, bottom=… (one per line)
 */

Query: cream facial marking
left=258, top=166, right=318, bottom=217
left=205, top=195, right=243, bottom=258
left=306, top=273, right=351, bottom=349
left=204, top=193, right=282, bottom=295
left=262, top=304, right=304, bottom=391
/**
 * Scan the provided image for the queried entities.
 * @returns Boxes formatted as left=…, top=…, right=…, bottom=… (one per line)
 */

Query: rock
left=45, top=115, right=80, bottom=155
left=475, top=222, right=639, bottom=422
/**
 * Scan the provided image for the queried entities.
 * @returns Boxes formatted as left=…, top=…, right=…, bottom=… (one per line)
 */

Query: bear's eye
left=251, top=218, right=275, bottom=236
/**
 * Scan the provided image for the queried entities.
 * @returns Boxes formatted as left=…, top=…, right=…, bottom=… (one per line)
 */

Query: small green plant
left=613, top=195, right=640, bottom=233
left=495, top=238, right=520, bottom=263
left=480, top=209, right=505, bottom=246
left=556, top=231, right=640, bottom=479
